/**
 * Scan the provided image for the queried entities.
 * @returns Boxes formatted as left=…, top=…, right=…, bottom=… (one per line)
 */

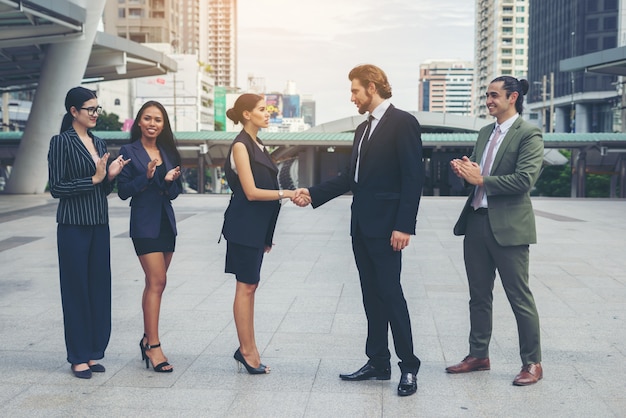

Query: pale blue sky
left=237, top=0, right=475, bottom=124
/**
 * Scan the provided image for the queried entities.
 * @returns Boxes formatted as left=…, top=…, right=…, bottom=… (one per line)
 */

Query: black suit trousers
left=57, top=224, right=112, bottom=364
left=351, top=230, right=420, bottom=373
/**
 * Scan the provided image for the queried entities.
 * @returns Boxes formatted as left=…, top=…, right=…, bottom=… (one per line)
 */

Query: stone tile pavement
left=0, top=193, right=624, bottom=417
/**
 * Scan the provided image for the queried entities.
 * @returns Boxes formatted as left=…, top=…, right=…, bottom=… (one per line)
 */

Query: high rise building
left=419, top=60, right=474, bottom=116
left=527, top=0, right=619, bottom=133
left=474, top=0, right=529, bottom=117
left=179, top=0, right=200, bottom=54
left=103, top=0, right=179, bottom=45
left=201, top=0, right=237, bottom=87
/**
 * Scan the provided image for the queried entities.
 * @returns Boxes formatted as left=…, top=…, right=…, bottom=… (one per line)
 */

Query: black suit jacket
left=221, top=130, right=281, bottom=248
left=309, top=105, right=424, bottom=238
left=117, top=140, right=182, bottom=238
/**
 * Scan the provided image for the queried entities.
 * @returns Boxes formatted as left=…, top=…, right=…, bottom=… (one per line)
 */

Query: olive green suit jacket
left=453, top=116, right=544, bottom=246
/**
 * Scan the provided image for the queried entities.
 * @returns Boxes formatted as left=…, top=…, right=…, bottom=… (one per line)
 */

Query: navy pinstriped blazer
left=48, top=127, right=114, bottom=225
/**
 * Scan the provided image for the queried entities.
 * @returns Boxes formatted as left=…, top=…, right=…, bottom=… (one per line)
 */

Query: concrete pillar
left=575, top=150, right=587, bottom=198
left=2, top=93, right=9, bottom=132
left=575, top=103, right=588, bottom=133
left=298, top=147, right=316, bottom=187
left=554, top=107, right=567, bottom=133
left=5, top=0, right=106, bottom=194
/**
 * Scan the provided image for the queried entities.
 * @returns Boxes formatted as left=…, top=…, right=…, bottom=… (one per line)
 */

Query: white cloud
left=237, top=0, right=475, bottom=124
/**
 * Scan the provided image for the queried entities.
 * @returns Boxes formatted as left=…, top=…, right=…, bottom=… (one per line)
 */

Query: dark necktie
left=472, top=126, right=501, bottom=209
left=363, top=115, right=374, bottom=141
left=355, top=115, right=375, bottom=182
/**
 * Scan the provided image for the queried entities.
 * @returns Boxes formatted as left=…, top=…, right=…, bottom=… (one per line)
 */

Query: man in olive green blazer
left=446, top=76, right=544, bottom=386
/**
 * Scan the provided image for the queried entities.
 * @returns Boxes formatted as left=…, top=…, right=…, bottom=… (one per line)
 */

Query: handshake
left=282, top=188, right=312, bottom=207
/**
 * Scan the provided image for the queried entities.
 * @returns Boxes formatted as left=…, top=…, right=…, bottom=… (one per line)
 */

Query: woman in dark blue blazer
left=48, top=87, right=129, bottom=379
left=221, top=94, right=296, bottom=374
left=117, top=101, right=182, bottom=373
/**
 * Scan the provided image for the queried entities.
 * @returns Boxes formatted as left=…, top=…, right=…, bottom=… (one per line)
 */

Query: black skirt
left=132, top=207, right=176, bottom=256
left=225, top=241, right=264, bottom=284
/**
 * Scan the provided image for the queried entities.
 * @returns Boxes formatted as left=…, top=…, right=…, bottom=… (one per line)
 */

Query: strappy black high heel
left=234, top=348, right=269, bottom=374
left=140, top=336, right=173, bottom=373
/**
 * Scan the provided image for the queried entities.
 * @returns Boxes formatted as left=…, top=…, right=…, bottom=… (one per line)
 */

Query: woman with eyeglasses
left=47, top=86, right=129, bottom=379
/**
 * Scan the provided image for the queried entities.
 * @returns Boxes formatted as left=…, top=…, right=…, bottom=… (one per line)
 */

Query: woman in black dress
left=117, top=101, right=182, bottom=373
left=222, top=94, right=296, bottom=374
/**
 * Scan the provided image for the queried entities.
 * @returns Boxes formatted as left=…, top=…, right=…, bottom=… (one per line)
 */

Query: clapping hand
left=92, top=152, right=109, bottom=184
left=165, top=166, right=181, bottom=182
left=147, top=159, right=158, bottom=179
left=107, top=154, right=131, bottom=180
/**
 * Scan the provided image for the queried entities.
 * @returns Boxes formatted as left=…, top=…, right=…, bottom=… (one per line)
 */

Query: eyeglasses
left=80, top=106, right=103, bottom=116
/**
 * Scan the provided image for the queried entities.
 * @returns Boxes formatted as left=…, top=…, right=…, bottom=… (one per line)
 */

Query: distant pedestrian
left=48, top=87, right=129, bottom=379
left=447, top=75, right=544, bottom=386
left=117, top=101, right=182, bottom=373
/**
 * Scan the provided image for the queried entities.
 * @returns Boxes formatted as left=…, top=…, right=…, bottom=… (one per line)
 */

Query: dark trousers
left=463, top=211, right=541, bottom=364
left=57, top=224, right=112, bottom=364
left=352, top=231, right=420, bottom=373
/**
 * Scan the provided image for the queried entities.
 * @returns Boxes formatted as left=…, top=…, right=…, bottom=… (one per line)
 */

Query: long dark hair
left=60, top=87, right=97, bottom=133
left=130, top=101, right=181, bottom=165
left=491, top=76, right=529, bottom=115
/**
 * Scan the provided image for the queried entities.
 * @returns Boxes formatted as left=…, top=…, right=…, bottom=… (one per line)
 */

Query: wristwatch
left=278, top=190, right=284, bottom=199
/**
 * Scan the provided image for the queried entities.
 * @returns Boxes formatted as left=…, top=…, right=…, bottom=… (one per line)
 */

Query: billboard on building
left=214, top=86, right=227, bottom=131
left=283, top=94, right=301, bottom=118
left=265, top=94, right=283, bottom=123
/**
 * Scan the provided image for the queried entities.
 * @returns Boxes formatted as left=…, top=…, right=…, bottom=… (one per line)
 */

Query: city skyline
left=236, top=0, right=475, bottom=124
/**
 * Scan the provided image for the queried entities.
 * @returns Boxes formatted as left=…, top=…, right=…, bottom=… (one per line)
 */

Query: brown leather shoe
left=513, top=363, right=543, bottom=386
left=445, top=356, right=490, bottom=374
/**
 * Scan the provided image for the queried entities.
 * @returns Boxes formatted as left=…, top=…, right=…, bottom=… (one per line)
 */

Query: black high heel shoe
left=139, top=334, right=147, bottom=361
left=234, top=348, right=269, bottom=374
left=140, top=337, right=173, bottom=373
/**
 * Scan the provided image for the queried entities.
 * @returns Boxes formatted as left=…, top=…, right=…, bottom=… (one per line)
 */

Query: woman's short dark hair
left=491, top=76, right=530, bottom=115
left=226, top=93, right=264, bottom=125
left=60, top=87, right=97, bottom=133
left=130, top=100, right=181, bottom=166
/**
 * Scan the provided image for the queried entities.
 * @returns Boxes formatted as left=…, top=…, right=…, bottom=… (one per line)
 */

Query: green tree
left=534, top=149, right=613, bottom=197
left=95, top=111, right=123, bottom=131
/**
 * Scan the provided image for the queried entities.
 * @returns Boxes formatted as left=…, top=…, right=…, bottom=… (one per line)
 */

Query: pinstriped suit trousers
left=57, top=224, right=112, bottom=364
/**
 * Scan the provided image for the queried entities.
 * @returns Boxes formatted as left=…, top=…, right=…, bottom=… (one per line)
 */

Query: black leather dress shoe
left=397, top=372, right=417, bottom=396
left=339, top=363, right=391, bottom=381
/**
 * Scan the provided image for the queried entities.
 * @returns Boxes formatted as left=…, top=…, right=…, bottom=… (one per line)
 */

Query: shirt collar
left=369, top=99, right=391, bottom=121
left=496, top=113, right=519, bottom=134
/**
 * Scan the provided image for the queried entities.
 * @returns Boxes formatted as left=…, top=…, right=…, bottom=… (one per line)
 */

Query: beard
left=357, top=92, right=373, bottom=114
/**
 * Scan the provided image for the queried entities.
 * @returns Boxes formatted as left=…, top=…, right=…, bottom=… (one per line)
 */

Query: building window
left=516, top=17, right=525, bottom=23
left=604, top=16, right=617, bottom=30
left=516, top=6, right=524, bottom=12
left=605, top=0, right=618, bottom=10
left=603, top=36, right=617, bottom=49
left=114, top=98, right=121, bottom=106
left=586, top=18, right=599, bottom=31
left=585, top=37, right=598, bottom=52
left=515, top=38, right=524, bottom=45
left=118, top=8, right=125, bottom=18
left=515, top=59, right=524, bottom=66
left=128, top=8, right=143, bottom=18
left=515, top=48, right=524, bottom=54
left=516, top=27, right=525, bottom=34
